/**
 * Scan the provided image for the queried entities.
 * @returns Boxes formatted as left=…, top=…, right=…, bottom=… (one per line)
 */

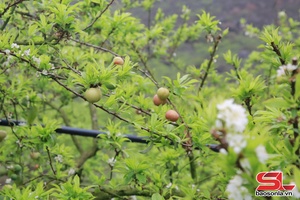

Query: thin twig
left=0, top=0, right=25, bottom=18
left=22, top=174, right=45, bottom=185
left=270, top=42, right=286, bottom=65
left=198, top=35, right=222, bottom=93
left=46, top=146, right=56, bottom=175
left=83, top=0, right=115, bottom=31
left=1, top=5, right=16, bottom=31
left=131, top=42, right=158, bottom=84
left=108, top=149, right=120, bottom=180
left=103, top=93, right=151, bottom=116
left=69, top=38, right=119, bottom=57
left=244, top=97, right=253, bottom=116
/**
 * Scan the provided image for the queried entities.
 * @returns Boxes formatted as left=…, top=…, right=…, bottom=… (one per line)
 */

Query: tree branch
left=46, top=146, right=56, bottom=175
left=198, top=35, right=222, bottom=93
left=270, top=42, right=286, bottom=65
left=131, top=42, right=158, bottom=85
left=0, top=0, right=25, bottom=18
left=83, top=0, right=115, bottom=31
left=69, top=38, right=119, bottom=57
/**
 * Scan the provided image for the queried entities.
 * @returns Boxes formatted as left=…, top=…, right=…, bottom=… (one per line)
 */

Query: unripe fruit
left=10, top=173, right=18, bottom=181
left=153, top=94, right=166, bottom=106
left=157, top=87, right=169, bottom=100
left=13, top=164, right=22, bottom=173
left=113, top=57, right=124, bottom=65
left=0, top=130, right=7, bottom=142
left=30, top=152, right=40, bottom=160
left=84, top=87, right=102, bottom=103
left=165, top=110, right=179, bottom=122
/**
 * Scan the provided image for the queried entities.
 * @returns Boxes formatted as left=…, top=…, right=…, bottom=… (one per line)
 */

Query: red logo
left=256, top=172, right=295, bottom=191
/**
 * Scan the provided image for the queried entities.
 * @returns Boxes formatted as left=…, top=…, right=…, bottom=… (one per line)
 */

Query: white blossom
left=54, top=155, right=63, bottom=163
left=41, top=70, right=48, bottom=75
left=36, top=71, right=41, bottom=77
left=220, top=148, right=228, bottom=155
left=107, top=157, right=116, bottom=167
left=277, top=64, right=297, bottom=78
left=255, top=145, right=269, bottom=164
left=11, top=43, right=19, bottom=49
left=278, top=11, right=286, bottom=18
left=226, top=133, right=247, bottom=154
left=32, top=56, right=41, bottom=66
left=5, top=178, right=12, bottom=184
left=4, top=49, right=11, bottom=55
left=239, top=158, right=251, bottom=174
left=16, top=140, right=23, bottom=147
left=68, top=168, right=76, bottom=176
left=18, top=121, right=26, bottom=126
left=216, top=99, right=248, bottom=133
left=50, top=63, right=55, bottom=70
left=226, top=175, right=252, bottom=200
left=166, top=182, right=172, bottom=188
left=116, top=133, right=122, bottom=137
left=22, top=49, right=30, bottom=56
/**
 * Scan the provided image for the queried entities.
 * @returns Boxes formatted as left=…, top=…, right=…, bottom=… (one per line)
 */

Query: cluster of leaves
left=0, top=0, right=299, bottom=199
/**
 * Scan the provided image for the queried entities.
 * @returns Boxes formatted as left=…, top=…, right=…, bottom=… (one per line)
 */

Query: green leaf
left=263, top=98, right=290, bottom=109
left=151, top=193, right=164, bottom=200
left=136, top=173, right=147, bottom=184
left=104, top=83, right=117, bottom=90
left=27, top=106, right=38, bottom=125
left=139, top=142, right=154, bottom=154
